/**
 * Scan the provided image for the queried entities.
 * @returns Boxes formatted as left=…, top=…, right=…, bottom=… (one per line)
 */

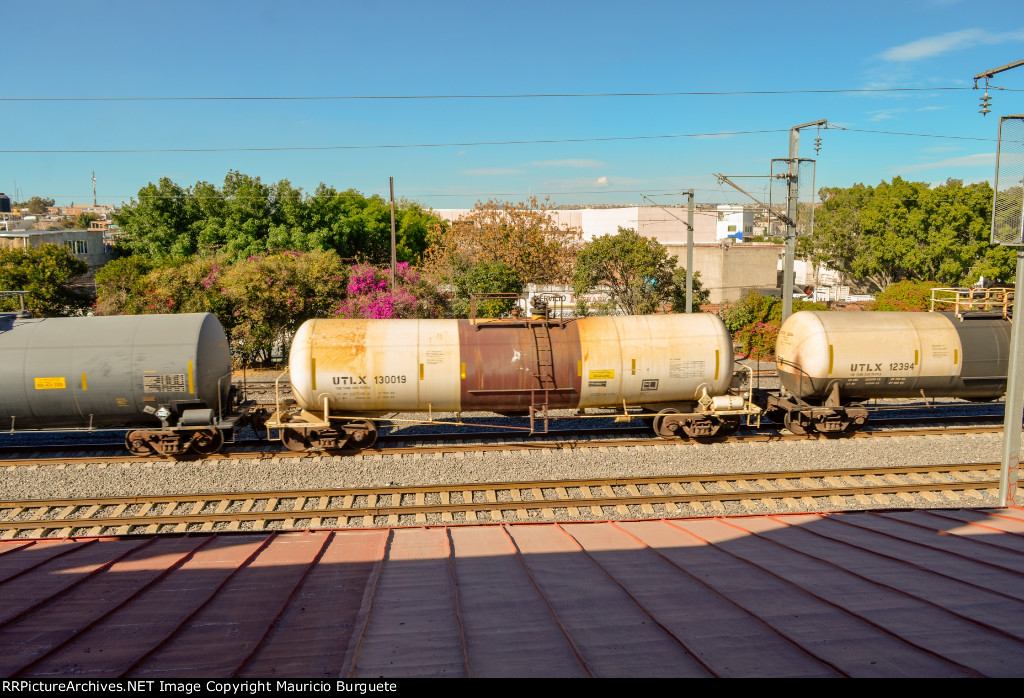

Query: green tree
left=23, top=196, right=55, bottom=215
left=114, top=174, right=441, bottom=265
left=0, top=244, right=91, bottom=316
left=93, top=255, right=155, bottom=315
left=449, top=259, right=523, bottom=318
left=219, top=251, right=350, bottom=363
left=114, top=177, right=198, bottom=260
left=572, top=228, right=684, bottom=315
left=805, top=177, right=1015, bottom=292
left=94, top=249, right=355, bottom=364
left=75, top=212, right=98, bottom=229
left=424, top=197, right=582, bottom=286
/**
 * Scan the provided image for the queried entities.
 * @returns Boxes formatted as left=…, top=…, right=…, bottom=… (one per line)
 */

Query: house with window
left=0, top=228, right=113, bottom=269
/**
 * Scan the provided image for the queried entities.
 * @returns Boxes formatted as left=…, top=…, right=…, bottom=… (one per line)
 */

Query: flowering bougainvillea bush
left=867, top=280, right=942, bottom=312
left=95, top=250, right=449, bottom=364
left=330, top=262, right=447, bottom=319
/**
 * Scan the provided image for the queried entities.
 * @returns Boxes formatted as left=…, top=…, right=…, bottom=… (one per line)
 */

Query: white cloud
left=594, top=176, right=610, bottom=187
left=880, top=28, right=1024, bottom=62
left=867, top=108, right=906, bottom=122
left=895, top=152, right=995, bottom=172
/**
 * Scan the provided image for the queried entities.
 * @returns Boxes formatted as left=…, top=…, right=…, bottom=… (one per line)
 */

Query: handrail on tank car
left=469, top=293, right=527, bottom=324
left=930, top=287, right=1014, bottom=319
left=738, top=365, right=763, bottom=427
left=273, top=367, right=290, bottom=421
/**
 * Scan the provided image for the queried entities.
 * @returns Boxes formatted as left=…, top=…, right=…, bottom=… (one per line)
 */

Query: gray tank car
left=768, top=309, right=1011, bottom=434
left=0, top=312, right=245, bottom=455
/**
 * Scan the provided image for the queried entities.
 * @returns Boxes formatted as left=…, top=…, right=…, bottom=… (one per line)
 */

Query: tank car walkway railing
left=931, top=287, right=1014, bottom=319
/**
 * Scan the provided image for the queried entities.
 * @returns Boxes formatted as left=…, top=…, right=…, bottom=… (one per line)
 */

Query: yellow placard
left=589, top=369, right=615, bottom=380
left=34, top=377, right=66, bottom=390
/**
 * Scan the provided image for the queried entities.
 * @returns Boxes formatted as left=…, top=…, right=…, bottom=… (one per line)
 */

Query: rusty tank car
left=266, top=305, right=761, bottom=451
left=768, top=306, right=1011, bottom=435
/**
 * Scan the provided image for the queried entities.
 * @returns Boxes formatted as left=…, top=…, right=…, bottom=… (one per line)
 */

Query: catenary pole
left=782, top=119, right=826, bottom=324
left=390, top=177, right=397, bottom=291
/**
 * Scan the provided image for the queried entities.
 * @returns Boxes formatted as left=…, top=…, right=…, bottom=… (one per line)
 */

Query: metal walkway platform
left=2, top=507, right=1024, bottom=677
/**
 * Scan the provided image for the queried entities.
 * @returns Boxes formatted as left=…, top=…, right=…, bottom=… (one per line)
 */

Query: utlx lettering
left=332, top=376, right=367, bottom=385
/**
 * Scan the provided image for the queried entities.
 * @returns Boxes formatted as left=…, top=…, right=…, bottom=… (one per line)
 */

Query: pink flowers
left=332, top=263, right=426, bottom=319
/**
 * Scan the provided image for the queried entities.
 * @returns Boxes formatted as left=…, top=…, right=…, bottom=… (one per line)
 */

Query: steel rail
left=0, top=464, right=1001, bottom=537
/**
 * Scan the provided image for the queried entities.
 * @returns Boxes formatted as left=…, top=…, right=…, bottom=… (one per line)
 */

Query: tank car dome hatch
left=0, top=313, right=233, bottom=430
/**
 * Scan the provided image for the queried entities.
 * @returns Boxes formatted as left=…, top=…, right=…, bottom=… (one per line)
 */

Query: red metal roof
left=2, top=507, right=1024, bottom=678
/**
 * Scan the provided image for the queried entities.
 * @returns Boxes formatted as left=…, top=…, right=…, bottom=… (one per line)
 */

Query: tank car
left=266, top=308, right=761, bottom=451
left=0, top=312, right=248, bottom=455
left=767, top=309, right=1011, bottom=434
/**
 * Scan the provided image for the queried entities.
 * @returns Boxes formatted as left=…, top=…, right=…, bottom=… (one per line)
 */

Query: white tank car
left=770, top=310, right=1010, bottom=434
left=272, top=313, right=758, bottom=450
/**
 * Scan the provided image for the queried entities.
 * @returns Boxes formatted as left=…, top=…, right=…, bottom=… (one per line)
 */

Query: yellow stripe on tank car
left=715, top=350, right=720, bottom=381
left=311, top=358, right=316, bottom=391
left=632, top=359, right=636, bottom=376
left=419, top=363, right=424, bottom=380
left=828, top=345, right=834, bottom=375
left=577, top=360, right=582, bottom=377
left=81, top=373, right=87, bottom=391
left=188, top=361, right=194, bottom=394
left=461, top=362, right=466, bottom=380
left=954, top=349, right=959, bottom=365
left=915, top=350, right=919, bottom=366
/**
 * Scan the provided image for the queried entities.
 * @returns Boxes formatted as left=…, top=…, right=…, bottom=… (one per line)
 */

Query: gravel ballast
left=3, top=430, right=1018, bottom=517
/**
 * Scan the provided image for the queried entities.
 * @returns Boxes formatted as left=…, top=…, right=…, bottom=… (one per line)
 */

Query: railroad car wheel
left=281, top=428, right=314, bottom=452
left=341, top=419, right=378, bottom=450
left=783, top=413, right=808, bottom=435
left=190, top=429, right=224, bottom=455
left=716, top=417, right=741, bottom=437
left=125, top=431, right=154, bottom=456
left=652, top=408, right=681, bottom=439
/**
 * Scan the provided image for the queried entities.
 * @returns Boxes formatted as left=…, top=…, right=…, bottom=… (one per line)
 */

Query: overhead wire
left=0, top=129, right=791, bottom=153
left=0, top=86, right=999, bottom=101
left=0, top=125, right=1002, bottom=155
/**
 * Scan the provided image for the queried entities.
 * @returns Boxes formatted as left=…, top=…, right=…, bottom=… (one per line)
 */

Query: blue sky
left=3, top=0, right=1023, bottom=210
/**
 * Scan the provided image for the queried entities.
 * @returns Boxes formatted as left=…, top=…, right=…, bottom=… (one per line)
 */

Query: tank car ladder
left=530, top=321, right=558, bottom=433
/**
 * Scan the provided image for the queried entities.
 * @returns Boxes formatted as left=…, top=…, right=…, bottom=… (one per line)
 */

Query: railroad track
left=0, top=422, right=1009, bottom=468
left=0, top=463, right=1002, bottom=539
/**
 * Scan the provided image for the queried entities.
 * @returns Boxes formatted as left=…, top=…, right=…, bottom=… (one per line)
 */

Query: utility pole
left=390, top=177, right=397, bottom=291
left=686, top=190, right=694, bottom=313
left=976, top=58, right=1024, bottom=507
left=642, top=192, right=695, bottom=312
left=782, top=119, right=827, bottom=324
left=92, top=171, right=97, bottom=207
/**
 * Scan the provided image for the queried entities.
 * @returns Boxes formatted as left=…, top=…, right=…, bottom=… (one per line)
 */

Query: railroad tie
left=824, top=476, right=847, bottom=506
left=755, top=479, right=779, bottom=510
left=682, top=481, right=705, bottom=512
left=415, top=491, right=426, bottom=524
left=555, top=486, right=579, bottom=517
left=484, top=488, right=502, bottom=521
left=440, top=490, right=453, bottom=523
left=798, top=477, right=818, bottom=507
